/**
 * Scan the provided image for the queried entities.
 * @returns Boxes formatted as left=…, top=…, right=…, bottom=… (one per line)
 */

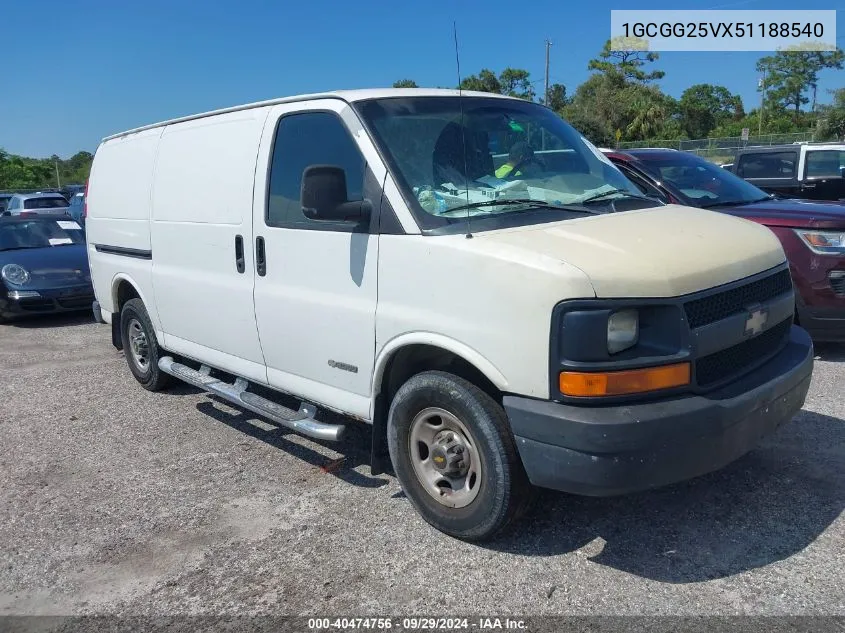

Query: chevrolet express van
left=87, top=89, right=814, bottom=540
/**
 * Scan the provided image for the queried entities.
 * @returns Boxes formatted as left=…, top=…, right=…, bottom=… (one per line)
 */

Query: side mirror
left=301, top=165, right=371, bottom=222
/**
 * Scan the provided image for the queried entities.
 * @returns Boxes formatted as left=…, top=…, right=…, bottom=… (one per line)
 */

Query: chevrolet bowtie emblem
left=744, top=306, right=769, bottom=337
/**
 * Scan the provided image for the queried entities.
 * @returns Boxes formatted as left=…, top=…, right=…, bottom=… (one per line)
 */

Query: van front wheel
left=387, top=371, right=533, bottom=541
left=120, top=298, right=171, bottom=391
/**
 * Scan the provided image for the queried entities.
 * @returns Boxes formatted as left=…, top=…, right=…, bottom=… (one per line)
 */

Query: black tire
left=119, top=298, right=172, bottom=391
left=387, top=371, right=534, bottom=541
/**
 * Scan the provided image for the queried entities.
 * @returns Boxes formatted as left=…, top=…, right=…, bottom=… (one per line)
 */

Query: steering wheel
left=506, top=156, right=545, bottom=180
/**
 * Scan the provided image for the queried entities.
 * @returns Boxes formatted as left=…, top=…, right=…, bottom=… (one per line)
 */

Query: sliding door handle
left=234, top=235, right=245, bottom=273
left=256, top=236, right=266, bottom=276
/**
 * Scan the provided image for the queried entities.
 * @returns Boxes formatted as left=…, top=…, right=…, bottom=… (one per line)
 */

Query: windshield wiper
left=579, top=189, right=658, bottom=204
left=445, top=198, right=602, bottom=215
left=699, top=197, right=770, bottom=209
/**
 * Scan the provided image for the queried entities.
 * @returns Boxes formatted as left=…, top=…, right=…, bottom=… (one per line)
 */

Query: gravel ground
left=0, top=313, right=843, bottom=620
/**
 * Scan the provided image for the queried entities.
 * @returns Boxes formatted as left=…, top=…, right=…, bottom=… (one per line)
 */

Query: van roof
left=101, top=88, right=516, bottom=142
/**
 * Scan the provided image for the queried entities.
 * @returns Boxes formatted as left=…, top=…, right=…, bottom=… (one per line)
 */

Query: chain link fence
left=617, top=132, right=817, bottom=164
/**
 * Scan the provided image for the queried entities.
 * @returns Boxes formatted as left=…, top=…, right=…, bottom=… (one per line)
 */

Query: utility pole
left=54, top=160, right=61, bottom=188
left=544, top=39, right=552, bottom=106
left=758, top=76, right=765, bottom=137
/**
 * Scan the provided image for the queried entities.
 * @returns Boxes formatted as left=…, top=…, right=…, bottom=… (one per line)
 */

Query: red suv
left=605, top=148, right=845, bottom=342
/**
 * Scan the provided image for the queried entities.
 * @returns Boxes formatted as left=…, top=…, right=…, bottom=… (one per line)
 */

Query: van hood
left=476, top=205, right=786, bottom=298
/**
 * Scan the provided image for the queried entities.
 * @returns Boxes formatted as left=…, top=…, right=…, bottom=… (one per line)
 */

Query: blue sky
left=2, top=0, right=843, bottom=158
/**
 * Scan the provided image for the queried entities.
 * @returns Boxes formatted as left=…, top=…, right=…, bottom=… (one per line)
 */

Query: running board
left=158, top=356, right=345, bottom=442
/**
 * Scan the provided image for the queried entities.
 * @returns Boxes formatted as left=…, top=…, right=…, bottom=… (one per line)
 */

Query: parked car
left=87, top=89, right=813, bottom=540
left=728, top=143, right=845, bottom=202
left=4, top=192, right=72, bottom=217
left=605, top=148, right=845, bottom=342
left=0, top=216, right=93, bottom=321
left=67, top=192, right=86, bottom=225
left=61, top=184, right=86, bottom=200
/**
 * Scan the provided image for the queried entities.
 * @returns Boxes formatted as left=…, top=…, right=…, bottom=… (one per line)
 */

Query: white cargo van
left=87, top=89, right=814, bottom=540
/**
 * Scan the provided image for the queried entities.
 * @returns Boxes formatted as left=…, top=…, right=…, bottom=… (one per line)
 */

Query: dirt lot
left=1, top=313, right=843, bottom=620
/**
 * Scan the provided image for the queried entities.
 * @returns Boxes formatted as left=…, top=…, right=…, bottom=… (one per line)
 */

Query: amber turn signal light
left=560, top=363, right=691, bottom=397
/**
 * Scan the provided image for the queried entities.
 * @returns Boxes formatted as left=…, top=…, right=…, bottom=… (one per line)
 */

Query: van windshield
left=355, top=96, right=644, bottom=231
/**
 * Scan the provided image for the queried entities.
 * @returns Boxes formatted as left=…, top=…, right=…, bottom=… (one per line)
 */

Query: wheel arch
left=369, top=334, right=509, bottom=475
left=109, top=274, right=154, bottom=350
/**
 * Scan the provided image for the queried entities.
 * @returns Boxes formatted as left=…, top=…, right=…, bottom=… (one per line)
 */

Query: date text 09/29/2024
left=307, top=618, right=527, bottom=630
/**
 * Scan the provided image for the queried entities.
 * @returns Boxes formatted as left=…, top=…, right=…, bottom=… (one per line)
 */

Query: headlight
left=1, top=263, right=30, bottom=286
left=794, top=229, right=845, bottom=255
left=607, top=309, right=639, bottom=354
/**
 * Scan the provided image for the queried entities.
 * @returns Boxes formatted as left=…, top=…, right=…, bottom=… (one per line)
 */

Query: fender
left=368, top=332, right=510, bottom=476
left=109, top=272, right=165, bottom=349
left=370, top=331, right=509, bottom=417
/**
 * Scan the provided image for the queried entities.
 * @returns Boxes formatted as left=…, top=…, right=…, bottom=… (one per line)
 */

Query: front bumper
left=0, top=285, right=95, bottom=319
left=504, top=325, right=814, bottom=496
left=796, top=303, right=845, bottom=342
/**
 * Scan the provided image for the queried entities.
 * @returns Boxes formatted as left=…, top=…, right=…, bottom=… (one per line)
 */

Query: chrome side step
left=158, top=356, right=345, bottom=442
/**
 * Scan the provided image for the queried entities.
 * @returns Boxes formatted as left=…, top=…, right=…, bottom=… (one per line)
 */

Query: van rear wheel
left=387, top=371, right=534, bottom=541
left=120, top=298, right=171, bottom=391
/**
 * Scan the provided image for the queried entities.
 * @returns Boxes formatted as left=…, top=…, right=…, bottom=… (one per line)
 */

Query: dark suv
left=729, top=143, right=845, bottom=202
left=605, top=148, right=845, bottom=342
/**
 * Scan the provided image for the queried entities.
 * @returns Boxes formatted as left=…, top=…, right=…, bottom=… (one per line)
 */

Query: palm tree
left=626, top=98, right=666, bottom=140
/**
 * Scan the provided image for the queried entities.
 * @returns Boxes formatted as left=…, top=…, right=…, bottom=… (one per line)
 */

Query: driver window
left=266, top=111, right=366, bottom=229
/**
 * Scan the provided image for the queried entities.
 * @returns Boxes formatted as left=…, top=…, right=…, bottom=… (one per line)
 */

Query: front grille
left=57, top=295, right=93, bottom=309
left=696, top=318, right=791, bottom=387
left=684, top=269, right=792, bottom=329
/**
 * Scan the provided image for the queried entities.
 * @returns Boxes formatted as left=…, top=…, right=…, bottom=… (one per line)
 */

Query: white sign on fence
left=741, top=128, right=750, bottom=141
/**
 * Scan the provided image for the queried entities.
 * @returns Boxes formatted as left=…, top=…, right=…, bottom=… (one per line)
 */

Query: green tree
left=459, top=69, right=502, bottom=94
left=624, top=87, right=672, bottom=141
left=679, top=84, right=744, bottom=138
left=566, top=72, right=627, bottom=131
left=498, top=68, right=534, bottom=100
left=711, top=110, right=804, bottom=137
left=817, top=88, right=845, bottom=140
left=458, top=68, right=535, bottom=100
left=757, top=47, right=844, bottom=123
left=545, top=83, right=567, bottom=111
left=0, top=149, right=93, bottom=190
left=588, top=39, right=665, bottom=83
left=392, top=79, right=418, bottom=88
left=561, top=108, right=614, bottom=146
left=564, top=70, right=675, bottom=144
left=659, top=115, right=686, bottom=141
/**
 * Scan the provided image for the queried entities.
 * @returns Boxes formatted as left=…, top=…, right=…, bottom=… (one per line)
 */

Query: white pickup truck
left=86, top=89, right=814, bottom=540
